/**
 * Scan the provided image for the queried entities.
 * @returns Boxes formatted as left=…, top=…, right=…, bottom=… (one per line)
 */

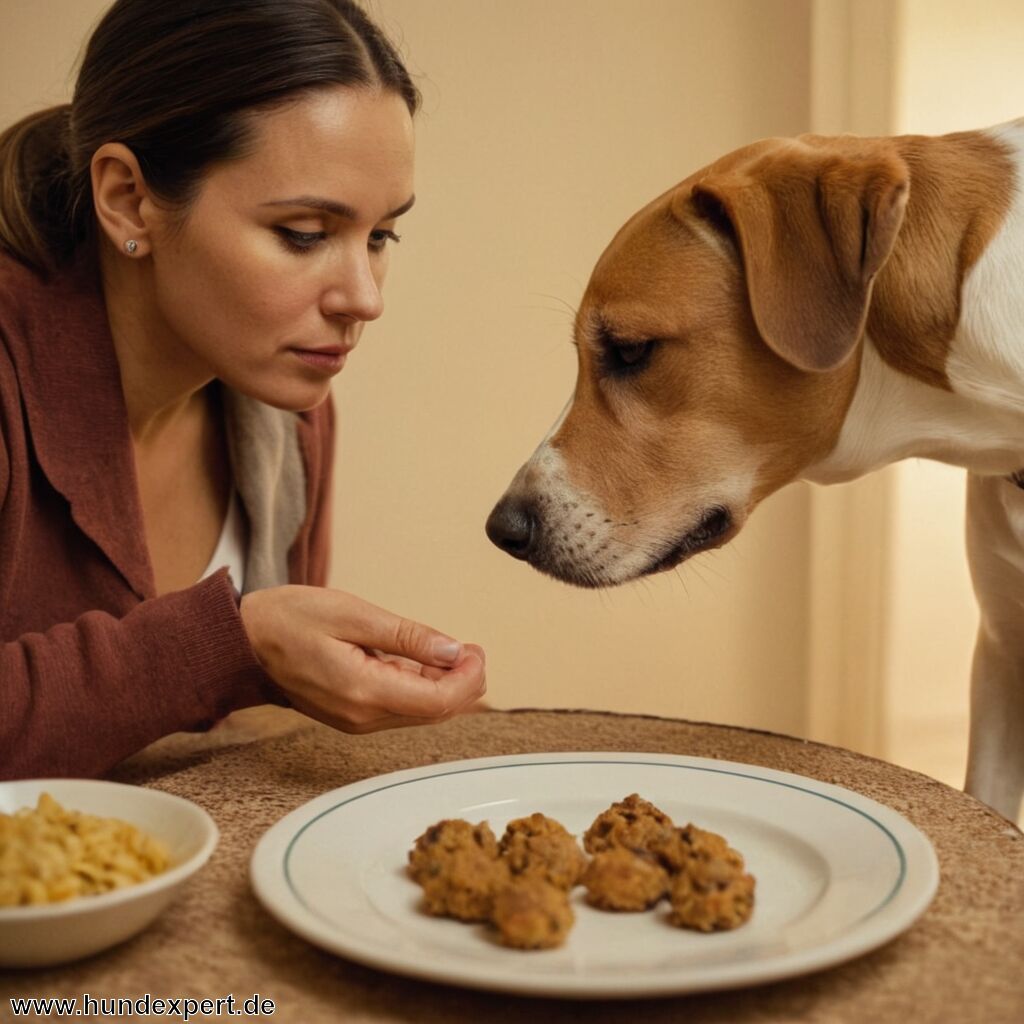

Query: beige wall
left=344, top=0, right=816, bottom=729
left=0, top=2, right=103, bottom=122
left=1, top=0, right=819, bottom=736
left=17, top=1, right=1017, bottom=757
left=883, top=0, right=1024, bottom=779
left=801, top=0, right=1024, bottom=786
left=897, top=0, right=1024, bottom=134
left=803, top=0, right=901, bottom=758
left=6, top=0, right=1022, bottom=806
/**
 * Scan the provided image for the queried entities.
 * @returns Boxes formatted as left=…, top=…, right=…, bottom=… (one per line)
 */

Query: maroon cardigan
left=0, top=252, right=334, bottom=779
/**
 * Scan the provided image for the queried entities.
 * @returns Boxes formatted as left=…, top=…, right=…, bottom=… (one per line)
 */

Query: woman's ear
left=90, top=142, right=153, bottom=257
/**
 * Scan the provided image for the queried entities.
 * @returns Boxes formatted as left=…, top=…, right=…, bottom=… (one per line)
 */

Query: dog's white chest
left=948, top=120, right=1024, bottom=412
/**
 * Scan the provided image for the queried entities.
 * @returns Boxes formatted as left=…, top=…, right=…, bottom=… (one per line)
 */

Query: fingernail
left=432, top=638, right=462, bottom=664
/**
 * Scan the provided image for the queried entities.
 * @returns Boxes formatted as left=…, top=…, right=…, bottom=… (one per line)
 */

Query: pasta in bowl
left=0, top=779, right=218, bottom=967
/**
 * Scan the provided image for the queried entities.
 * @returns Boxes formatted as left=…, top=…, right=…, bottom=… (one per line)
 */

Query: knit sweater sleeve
left=0, top=569, right=280, bottom=780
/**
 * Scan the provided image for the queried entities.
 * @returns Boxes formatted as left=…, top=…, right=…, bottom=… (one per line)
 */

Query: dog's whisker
left=637, top=574, right=660, bottom=605
left=672, top=565, right=691, bottom=599
left=604, top=534, right=668, bottom=559
left=685, top=560, right=719, bottom=596
left=530, top=292, right=580, bottom=320
left=521, top=302, right=578, bottom=325
left=689, top=555, right=728, bottom=586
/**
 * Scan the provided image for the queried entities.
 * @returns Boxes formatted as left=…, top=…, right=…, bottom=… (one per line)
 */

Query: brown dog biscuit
left=655, top=822, right=743, bottom=872
left=491, top=876, right=575, bottom=949
left=668, top=868, right=755, bottom=932
left=665, top=824, right=755, bottom=931
left=408, top=819, right=507, bottom=922
left=583, top=793, right=676, bottom=856
left=499, top=812, right=588, bottom=890
left=581, top=847, right=670, bottom=911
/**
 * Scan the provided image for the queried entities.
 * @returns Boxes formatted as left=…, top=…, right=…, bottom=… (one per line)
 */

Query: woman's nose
left=321, top=252, right=384, bottom=322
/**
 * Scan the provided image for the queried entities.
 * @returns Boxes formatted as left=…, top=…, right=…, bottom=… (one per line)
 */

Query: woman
left=0, top=0, right=486, bottom=779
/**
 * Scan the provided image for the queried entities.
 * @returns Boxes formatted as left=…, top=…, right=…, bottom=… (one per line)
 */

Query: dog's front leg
left=964, top=473, right=1024, bottom=821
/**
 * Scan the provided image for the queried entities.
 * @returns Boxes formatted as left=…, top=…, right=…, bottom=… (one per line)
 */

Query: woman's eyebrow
left=261, top=195, right=415, bottom=220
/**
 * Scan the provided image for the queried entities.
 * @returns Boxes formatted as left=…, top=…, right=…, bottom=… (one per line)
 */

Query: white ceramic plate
left=0, top=779, right=218, bottom=967
left=250, top=752, right=939, bottom=999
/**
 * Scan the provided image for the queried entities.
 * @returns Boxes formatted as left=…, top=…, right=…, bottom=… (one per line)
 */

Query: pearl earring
left=124, top=239, right=139, bottom=256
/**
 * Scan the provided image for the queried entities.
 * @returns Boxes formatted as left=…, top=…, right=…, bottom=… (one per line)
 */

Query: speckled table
left=2, top=708, right=1022, bottom=1023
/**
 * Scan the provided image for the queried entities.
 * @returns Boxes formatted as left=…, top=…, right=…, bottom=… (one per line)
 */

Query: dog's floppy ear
left=688, top=144, right=909, bottom=372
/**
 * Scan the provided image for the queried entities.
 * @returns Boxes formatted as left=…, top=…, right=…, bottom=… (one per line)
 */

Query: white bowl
left=0, top=779, right=218, bottom=967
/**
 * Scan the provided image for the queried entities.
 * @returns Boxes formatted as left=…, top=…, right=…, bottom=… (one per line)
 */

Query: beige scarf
left=222, top=389, right=307, bottom=593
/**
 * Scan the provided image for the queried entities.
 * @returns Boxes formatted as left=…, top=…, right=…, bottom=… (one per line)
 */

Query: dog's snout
left=485, top=495, right=538, bottom=561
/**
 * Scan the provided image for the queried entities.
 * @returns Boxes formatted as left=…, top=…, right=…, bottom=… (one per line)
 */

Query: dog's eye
left=604, top=340, right=656, bottom=377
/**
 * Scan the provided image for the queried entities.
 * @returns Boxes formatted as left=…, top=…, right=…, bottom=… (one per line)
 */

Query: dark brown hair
left=0, top=0, right=420, bottom=274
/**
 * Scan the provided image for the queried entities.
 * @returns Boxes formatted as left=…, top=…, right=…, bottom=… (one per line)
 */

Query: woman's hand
left=238, top=586, right=486, bottom=733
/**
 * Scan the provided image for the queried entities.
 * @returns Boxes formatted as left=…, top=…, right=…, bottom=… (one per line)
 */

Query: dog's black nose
left=486, top=496, right=537, bottom=561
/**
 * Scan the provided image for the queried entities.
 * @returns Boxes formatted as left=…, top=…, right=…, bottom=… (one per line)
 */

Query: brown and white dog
left=486, top=118, right=1024, bottom=821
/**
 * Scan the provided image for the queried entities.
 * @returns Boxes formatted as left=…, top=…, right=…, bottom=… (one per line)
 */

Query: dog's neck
left=805, top=119, right=1024, bottom=486
left=804, top=339, right=1024, bottom=485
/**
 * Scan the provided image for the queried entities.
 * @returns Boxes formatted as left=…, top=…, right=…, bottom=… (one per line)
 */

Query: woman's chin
left=228, top=376, right=333, bottom=413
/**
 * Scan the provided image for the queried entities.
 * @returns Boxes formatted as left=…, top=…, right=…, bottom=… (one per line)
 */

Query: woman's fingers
left=403, top=643, right=485, bottom=682
left=239, top=585, right=487, bottom=734
left=326, top=592, right=464, bottom=669
left=337, top=644, right=486, bottom=719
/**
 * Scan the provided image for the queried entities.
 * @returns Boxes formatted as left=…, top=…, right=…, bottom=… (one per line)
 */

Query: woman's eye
left=275, top=228, right=326, bottom=253
left=369, top=229, right=402, bottom=253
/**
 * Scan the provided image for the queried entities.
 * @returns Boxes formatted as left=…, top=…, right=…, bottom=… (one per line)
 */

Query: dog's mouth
left=646, top=506, right=736, bottom=575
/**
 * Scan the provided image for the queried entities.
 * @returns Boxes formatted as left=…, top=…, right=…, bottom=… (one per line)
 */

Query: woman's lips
left=290, top=346, right=348, bottom=373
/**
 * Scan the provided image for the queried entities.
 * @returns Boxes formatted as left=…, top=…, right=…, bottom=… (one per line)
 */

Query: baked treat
left=499, top=813, right=587, bottom=890
left=666, top=825, right=755, bottom=931
left=490, top=876, right=575, bottom=949
left=406, top=800, right=755, bottom=947
left=651, top=822, right=725, bottom=872
left=581, top=846, right=669, bottom=911
left=668, top=869, right=755, bottom=931
left=408, top=818, right=499, bottom=883
left=583, top=793, right=675, bottom=856
left=407, top=819, right=508, bottom=922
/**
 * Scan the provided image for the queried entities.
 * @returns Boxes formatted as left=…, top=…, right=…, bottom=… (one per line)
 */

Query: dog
left=486, top=118, right=1024, bottom=821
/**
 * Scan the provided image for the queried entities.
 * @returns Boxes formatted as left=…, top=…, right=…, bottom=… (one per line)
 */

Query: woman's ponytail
left=0, top=105, right=86, bottom=275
